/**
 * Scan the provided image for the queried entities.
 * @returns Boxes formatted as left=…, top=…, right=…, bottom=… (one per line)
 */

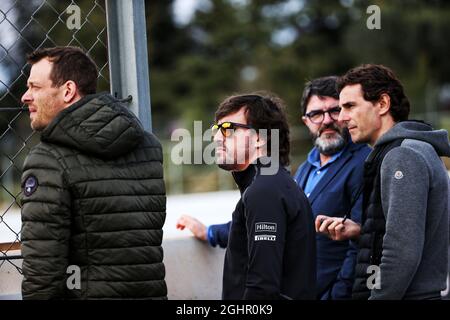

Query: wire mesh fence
left=0, top=0, right=109, bottom=280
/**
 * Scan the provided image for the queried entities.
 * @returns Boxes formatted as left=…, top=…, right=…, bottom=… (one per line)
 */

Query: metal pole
left=106, top=0, right=152, bottom=132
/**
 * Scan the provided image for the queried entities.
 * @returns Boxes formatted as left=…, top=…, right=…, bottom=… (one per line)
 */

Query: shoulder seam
left=384, top=143, right=430, bottom=180
left=30, top=143, right=69, bottom=186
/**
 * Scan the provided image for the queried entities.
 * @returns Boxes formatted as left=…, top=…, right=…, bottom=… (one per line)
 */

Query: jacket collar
left=232, top=164, right=258, bottom=194
left=301, top=141, right=364, bottom=204
left=231, top=156, right=276, bottom=194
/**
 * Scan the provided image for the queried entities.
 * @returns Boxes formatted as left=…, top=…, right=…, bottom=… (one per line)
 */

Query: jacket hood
left=41, top=92, right=145, bottom=159
left=375, top=120, right=450, bottom=157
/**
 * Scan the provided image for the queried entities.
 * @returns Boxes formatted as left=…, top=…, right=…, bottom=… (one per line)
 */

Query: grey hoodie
left=370, top=120, right=450, bottom=300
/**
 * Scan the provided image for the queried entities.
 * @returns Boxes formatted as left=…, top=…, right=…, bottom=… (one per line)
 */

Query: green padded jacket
left=20, top=92, right=167, bottom=300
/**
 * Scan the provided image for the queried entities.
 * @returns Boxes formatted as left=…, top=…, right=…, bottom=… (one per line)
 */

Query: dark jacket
left=354, top=121, right=450, bottom=300
left=294, top=142, right=371, bottom=299
left=222, top=160, right=316, bottom=300
left=20, top=93, right=167, bottom=300
left=210, top=142, right=371, bottom=299
left=352, top=138, right=402, bottom=299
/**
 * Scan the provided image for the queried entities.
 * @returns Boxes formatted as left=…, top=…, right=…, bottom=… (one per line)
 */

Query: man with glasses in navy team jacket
left=177, top=77, right=371, bottom=299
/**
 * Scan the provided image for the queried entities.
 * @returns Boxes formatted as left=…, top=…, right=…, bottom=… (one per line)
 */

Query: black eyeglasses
left=305, top=106, right=341, bottom=124
left=211, top=121, right=253, bottom=137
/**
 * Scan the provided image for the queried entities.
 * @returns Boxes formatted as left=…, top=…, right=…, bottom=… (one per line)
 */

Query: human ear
left=378, top=93, right=391, bottom=116
left=301, top=116, right=308, bottom=126
left=63, top=80, right=78, bottom=103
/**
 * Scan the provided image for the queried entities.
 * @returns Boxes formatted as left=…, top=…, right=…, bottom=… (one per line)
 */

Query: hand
left=315, top=215, right=361, bottom=241
left=176, top=214, right=207, bottom=241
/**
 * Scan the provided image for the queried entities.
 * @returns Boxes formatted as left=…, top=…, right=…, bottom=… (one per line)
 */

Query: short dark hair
left=27, top=46, right=98, bottom=96
left=337, top=64, right=410, bottom=122
left=215, top=93, right=290, bottom=166
left=300, top=76, right=339, bottom=115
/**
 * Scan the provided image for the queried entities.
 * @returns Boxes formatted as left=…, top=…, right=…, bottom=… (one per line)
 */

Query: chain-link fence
left=0, top=0, right=110, bottom=294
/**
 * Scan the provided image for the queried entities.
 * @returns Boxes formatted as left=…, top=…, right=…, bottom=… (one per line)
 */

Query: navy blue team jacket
left=222, top=160, right=316, bottom=300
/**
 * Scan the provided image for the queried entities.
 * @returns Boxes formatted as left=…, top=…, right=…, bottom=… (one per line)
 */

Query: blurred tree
left=345, top=0, right=450, bottom=124
left=147, top=0, right=361, bottom=138
left=2, top=0, right=448, bottom=148
left=147, top=0, right=450, bottom=141
left=146, top=0, right=193, bottom=136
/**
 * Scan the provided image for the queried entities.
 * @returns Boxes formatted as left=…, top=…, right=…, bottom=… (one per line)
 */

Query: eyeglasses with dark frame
left=304, top=106, right=342, bottom=124
left=211, top=121, right=253, bottom=137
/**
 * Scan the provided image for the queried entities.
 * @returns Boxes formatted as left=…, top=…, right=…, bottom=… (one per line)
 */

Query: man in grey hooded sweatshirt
left=318, top=64, right=450, bottom=300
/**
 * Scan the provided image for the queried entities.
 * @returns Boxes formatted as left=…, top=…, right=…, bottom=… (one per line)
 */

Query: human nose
left=338, top=108, right=349, bottom=123
left=213, top=128, right=224, bottom=143
left=21, top=89, right=32, bottom=104
left=322, top=111, right=334, bottom=125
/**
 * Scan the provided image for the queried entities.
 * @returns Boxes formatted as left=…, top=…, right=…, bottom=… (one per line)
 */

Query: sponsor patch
left=255, top=234, right=276, bottom=241
left=23, top=175, right=38, bottom=197
left=255, top=222, right=277, bottom=233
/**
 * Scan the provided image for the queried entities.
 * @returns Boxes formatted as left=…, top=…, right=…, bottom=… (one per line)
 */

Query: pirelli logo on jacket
left=255, top=234, right=276, bottom=241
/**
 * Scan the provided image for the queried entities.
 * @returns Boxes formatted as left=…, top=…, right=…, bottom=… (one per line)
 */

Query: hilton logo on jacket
left=255, top=222, right=277, bottom=233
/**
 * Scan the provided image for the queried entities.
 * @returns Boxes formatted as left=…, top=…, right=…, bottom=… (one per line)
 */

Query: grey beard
left=313, top=129, right=348, bottom=156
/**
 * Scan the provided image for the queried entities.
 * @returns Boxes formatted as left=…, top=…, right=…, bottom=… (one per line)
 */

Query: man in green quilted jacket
left=20, top=46, right=167, bottom=299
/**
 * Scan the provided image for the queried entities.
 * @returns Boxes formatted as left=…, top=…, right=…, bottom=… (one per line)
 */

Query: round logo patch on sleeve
left=23, top=175, right=38, bottom=196
left=394, top=171, right=404, bottom=180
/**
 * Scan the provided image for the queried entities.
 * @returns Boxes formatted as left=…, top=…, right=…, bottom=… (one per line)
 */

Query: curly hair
left=215, top=93, right=290, bottom=166
left=337, top=64, right=410, bottom=122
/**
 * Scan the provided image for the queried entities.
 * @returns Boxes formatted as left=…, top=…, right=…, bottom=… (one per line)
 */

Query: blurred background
left=1, top=0, right=450, bottom=197
left=151, top=0, right=450, bottom=194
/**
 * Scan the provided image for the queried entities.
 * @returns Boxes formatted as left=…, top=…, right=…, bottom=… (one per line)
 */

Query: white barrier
left=0, top=190, right=238, bottom=300
left=2, top=189, right=448, bottom=300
